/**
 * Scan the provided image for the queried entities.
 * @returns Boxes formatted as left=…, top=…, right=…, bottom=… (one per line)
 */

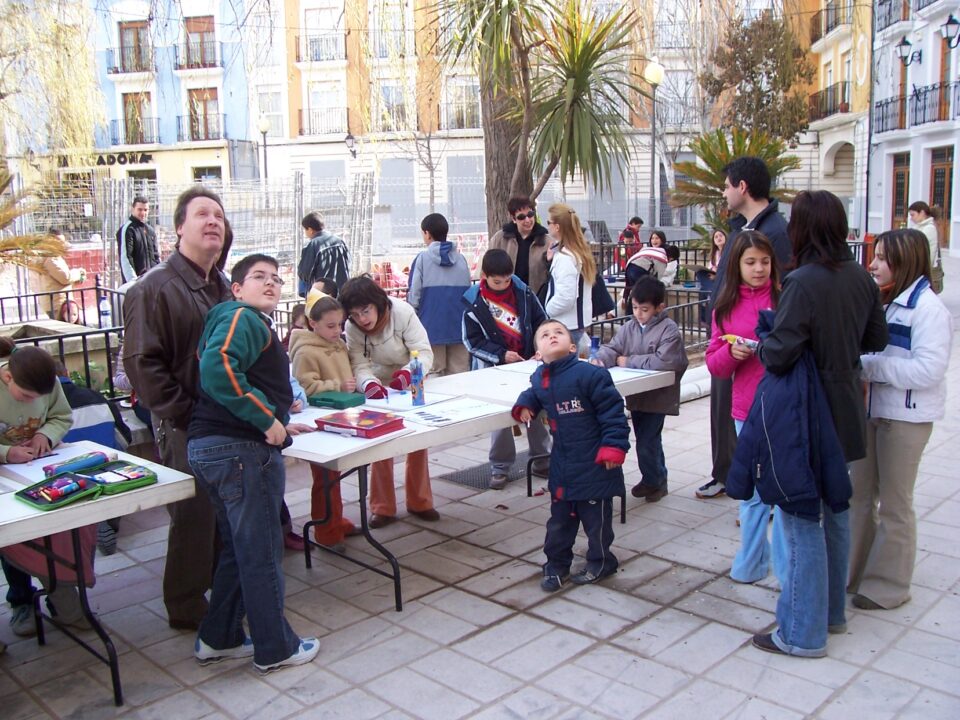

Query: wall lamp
left=895, top=37, right=922, bottom=66
left=344, top=133, right=357, bottom=158
left=941, top=15, right=960, bottom=50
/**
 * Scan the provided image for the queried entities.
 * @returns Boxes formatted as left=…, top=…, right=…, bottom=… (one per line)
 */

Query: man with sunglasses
left=489, top=196, right=551, bottom=297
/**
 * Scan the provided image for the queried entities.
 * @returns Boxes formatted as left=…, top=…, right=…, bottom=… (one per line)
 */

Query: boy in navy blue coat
left=513, top=319, right=631, bottom=591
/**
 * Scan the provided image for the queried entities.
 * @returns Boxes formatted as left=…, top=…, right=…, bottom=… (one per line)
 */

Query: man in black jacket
left=697, top=156, right=791, bottom=500
left=117, top=195, right=159, bottom=283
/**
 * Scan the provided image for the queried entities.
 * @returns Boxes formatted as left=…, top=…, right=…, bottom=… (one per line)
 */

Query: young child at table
left=0, top=337, right=92, bottom=639
left=592, top=276, right=688, bottom=503
left=288, top=289, right=359, bottom=547
left=340, top=275, right=438, bottom=528
left=513, top=320, right=630, bottom=591
left=704, top=230, right=785, bottom=585
left=462, top=248, right=550, bottom=490
left=187, top=253, right=319, bottom=673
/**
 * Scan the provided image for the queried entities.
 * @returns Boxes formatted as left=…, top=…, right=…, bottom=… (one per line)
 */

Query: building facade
left=868, top=0, right=958, bottom=253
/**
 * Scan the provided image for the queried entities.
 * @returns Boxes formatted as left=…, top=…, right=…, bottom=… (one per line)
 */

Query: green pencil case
left=84, top=460, right=158, bottom=495
left=308, top=391, right=365, bottom=409
left=15, top=472, right=103, bottom=511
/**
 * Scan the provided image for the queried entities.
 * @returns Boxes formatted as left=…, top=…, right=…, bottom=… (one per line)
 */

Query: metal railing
left=810, top=1, right=852, bottom=44
left=876, top=0, right=911, bottom=32
left=176, top=113, right=226, bottom=141
left=370, top=29, right=415, bottom=59
left=914, top=0, right=941, bottom=11
left=372, top=106, right=414, bottom=133
left=13, top=325, right=125, bottom=398
left=298, top=107, right=348, bottom=135
left=873, top=96, right=907, bottom=133
left=175, top=40, right=221, bottom=69
left=809, top=81, right=851, bottom=122
left=588, top=292, right=710, bottom=352
left=296, top=33, right=346, bottom=62
left=909, top=81, right=955, bottom=125
left=110, top=117, right=160, bottom=145
left=106, top=44, right=154, bottom=74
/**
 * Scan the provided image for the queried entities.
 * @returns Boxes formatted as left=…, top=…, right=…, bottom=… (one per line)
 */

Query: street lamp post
left=643, top=57, right=664, bottom=230
left=257, top=114, right=271, bottom=179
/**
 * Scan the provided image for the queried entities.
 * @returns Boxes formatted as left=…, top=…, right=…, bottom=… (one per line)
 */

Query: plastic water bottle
left=99, top=294, right=112, bottom=328
left=589, top=336, right=600, bottom=362
left=409, top=350, right=425, bottom=406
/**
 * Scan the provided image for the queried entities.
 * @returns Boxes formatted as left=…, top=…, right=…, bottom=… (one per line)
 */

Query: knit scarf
left=479, top=279, right=523, bottom=355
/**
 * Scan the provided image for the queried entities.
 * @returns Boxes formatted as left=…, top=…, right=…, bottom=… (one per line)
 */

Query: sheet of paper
left=363, top=389, right=456, bottom=411
left=492, top=359, right=541, bottom=375
left=607, top=366, right=658, bottom=383
left=401, top=396, right=512, bottom=427
left=0, top=443, right=114, bottom=488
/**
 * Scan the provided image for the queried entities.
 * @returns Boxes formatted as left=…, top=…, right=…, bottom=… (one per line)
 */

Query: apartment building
left=869, top=0, right=958, bottom=251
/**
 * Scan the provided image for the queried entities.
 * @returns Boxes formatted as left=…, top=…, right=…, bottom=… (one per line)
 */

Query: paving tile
left=911, top=551, right=960, bottom=592
left=409, top=648, right=522, bottom=703
left=675, top=591, right=776, bottom=633
left=613, top=608, right=705, bottom=657
left=292, top=688, right=390, bottom=720
left=529, top=597, right=637, bottom=639
left=603, top=554, right=673, bottom=592
left=654, top=621, right=749, bottom=674
left=892, top=628, right=960, bottom=668
left=535, top=663, right=659, bottom=718
left=640, top=678, right=747, bottom=720
left=27, top=668, right=122, bottom=720
left=123, top=689, right=219, bottom=720
left=699, top=576, right=780, bottom=614
left=284, top=586, right=371, bottom=630
left=367, top=667, right=479, bottom=720
left=195, top=666, right=304, bottom=720
left=817, top=669, right=922, bottom=720
left=400, top=549, right=489, bottom=584
left=914, top=592, right=960, bottom=641
left=349, top=571, right=444, bottom=615
left=426, top=539, right=513, bottom=571
left=729, top=645, right=859, bottom=689
left=457, top=559, right=541, bottom=596
left=827, top=612, right=904, bottom=665
left=632, top=565, right=714, bottom=605
left=85, top=650, right=183, bottom=708
left=705, top=655, right=834, bottom=712
left=721, top=697, right=805, bottom=720
left=872, top=648, right=960, bottom=696
left=466, top=685, right=573, bottom=720
left=382, top=529, right=447, bottom=557
left=387, top=601, right=479, bottom=643
left=495, top=627, right=595, bottom=681
left=418, top=587, right=513, bottom=626
left=460, top=517, right=545, bottom=548
left=261, top=665, right=351, bottom=706
left=898, top=688, right=960, bottom=720
left=573, top=645, right=691, bottom=698
left=562, top=584, right=659, bottom=622
left=453, top=615, right=555, bottom=663
left=648, top=530, right=739, bottom=574
left=488, top=526, right=550, bottom=557
left=329, top=631, right=438, bottom=683
left=613, top=521, right=687, bottom=553
left=0, top=689, right=56, bottom=720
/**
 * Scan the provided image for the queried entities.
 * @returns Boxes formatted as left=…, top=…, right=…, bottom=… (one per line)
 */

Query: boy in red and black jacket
left=513, top=319, right=630, bottom=592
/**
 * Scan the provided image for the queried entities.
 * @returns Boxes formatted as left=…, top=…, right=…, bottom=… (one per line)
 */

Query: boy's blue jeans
left=187, top=436, right=300, bottom=666
left=630, top=411, right=667, bottom=490
left=773, top=503, right=849, bottom=657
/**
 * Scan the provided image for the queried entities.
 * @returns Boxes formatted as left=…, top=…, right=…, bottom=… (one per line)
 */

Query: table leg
left=300, top=464, right=403, bottom=612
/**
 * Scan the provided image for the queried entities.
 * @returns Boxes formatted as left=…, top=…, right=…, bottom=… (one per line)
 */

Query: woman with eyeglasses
left=488, top=196, right=551, bottom=298
left=339, top=276, right=438, bottom=529
left=544, top=203, right=596, bottom=346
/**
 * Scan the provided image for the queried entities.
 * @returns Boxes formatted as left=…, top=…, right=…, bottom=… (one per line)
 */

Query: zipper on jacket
left=760, top=393, right=791, bottom=503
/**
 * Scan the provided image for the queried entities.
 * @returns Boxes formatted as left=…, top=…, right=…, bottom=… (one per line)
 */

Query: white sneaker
left=194, top=636, right=255, bottom=665
left=489, top=474, right=508, bottom=490
left=9, top=605, right=35, bottom=637
left=254, top=638, right=320, bottom=674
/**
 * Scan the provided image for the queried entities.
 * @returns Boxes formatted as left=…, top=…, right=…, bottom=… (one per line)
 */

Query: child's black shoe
left=540, top=572, right=568, bottom=592
left=570, top=565, right=618, bottom=585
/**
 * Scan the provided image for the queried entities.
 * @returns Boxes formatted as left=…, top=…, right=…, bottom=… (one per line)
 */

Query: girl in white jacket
left=848, top=229, right=953, bottom=610
left=544, top=203, right=595, bottom=345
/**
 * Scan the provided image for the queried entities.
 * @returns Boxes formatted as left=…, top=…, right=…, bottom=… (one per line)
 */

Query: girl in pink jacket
left=705, top=231, right=785, bottom=584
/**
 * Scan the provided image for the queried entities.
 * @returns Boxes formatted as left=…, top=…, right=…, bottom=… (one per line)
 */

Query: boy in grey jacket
left=591, top=276, right=688, bottom=502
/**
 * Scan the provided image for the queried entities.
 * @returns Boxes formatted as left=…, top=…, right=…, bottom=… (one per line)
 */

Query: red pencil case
left=315, top=408, right=405, bottom=438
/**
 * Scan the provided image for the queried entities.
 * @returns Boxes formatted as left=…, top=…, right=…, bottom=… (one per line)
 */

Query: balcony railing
left=106, top=44, right=153, bottom=74
left=876, top=0, right=911, bottom=32
left=177, top=113, right=226, bottom=141
left=914, top=0, right=941, bottom=11
left=441, top=101, right=481, bottom=130
left=873, top=96, right=907, bottom=133
left=298, top=107, right=348, bottom=135
left=909, top=81, right=956, bottom=125
left=175, top=40, right=221, bottom=69
left=296, top=33, right=346, bottom=62
left=808, top=81, right=850, bottom=121
left=373, top=106, right=413, bottom=132
left=370, top=30, right=415, bottom=59
left=110, top=117, right=160, bottom=145
left=810, top=1, right=852, bottom=44
left=955, top=83, right=960, bottom=120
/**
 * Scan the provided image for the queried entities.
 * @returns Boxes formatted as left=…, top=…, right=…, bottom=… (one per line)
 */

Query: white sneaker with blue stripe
left=194, top=636, right=255, bottom=665
left=254, top=638, right=320, bottom=674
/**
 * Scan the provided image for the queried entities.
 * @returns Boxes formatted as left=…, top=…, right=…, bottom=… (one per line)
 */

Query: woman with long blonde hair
left=545, top=203, right=596, bottom=344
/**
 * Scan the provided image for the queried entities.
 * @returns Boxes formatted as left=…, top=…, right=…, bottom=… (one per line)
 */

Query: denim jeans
left=188, top=435, right=300, bottom=666
left=630, top=411, right=667, bottom=490
left=773, top=503, right=849, bottom=657
left=730, top=420, right=787, bottom=585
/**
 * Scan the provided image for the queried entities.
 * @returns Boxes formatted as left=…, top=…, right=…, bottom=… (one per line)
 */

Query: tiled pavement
left=3, top=258, right=959, bottom=719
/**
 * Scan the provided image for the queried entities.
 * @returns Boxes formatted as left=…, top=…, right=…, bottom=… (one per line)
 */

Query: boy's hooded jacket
left=189, top=301, right=293, bottom=444
left=407, top=241, right=472, bottom=344
left=514, top=352, right=630, bottom=501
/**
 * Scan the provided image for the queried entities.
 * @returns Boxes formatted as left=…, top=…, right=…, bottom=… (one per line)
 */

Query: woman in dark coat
left=753, top=190, right=888, bottom=658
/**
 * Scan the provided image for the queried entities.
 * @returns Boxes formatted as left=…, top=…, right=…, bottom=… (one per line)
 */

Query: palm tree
left=437, top=0, right=640, bottom=231
left=0, top=170, right=67, bottom=267
left=669, top=128, right=800, bottom=240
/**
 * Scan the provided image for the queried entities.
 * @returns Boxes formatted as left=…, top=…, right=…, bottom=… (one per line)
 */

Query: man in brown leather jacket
left=122, top=186, right=232, bottom=630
